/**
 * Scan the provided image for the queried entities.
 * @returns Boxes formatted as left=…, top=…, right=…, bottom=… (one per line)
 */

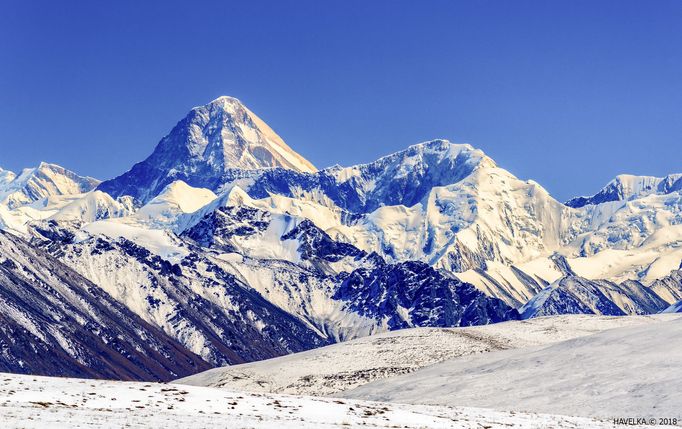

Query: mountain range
left=1, top=95, right=681, bottom=380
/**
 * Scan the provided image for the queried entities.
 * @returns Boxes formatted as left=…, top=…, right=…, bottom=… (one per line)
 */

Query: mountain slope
left=49, top=191, right=136, bottom=223
left=519, top=276, right=670, bottom=318
left=663, top=300, right=682, bottom=313
left=0, top=168, right=16, bottom=187
left=649, top=269, right=682, bottom=303
left=342, top=314, right=682, bottom=420
left=0, top=230, right=210, bottom=381
left=179, top=199, right=520, bottom=340
left=197, top=140, right=579, bottom=273
left=333, top=260, right=518, bottom=329
left=30, top=222, right=330, bottom=366
left=97, top=96, right=316, bottom=203
left=178, top=314, right=663, bottom=396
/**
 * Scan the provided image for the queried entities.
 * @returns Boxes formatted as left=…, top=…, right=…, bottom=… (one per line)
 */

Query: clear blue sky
left=1, top=1, right=681, bottom=200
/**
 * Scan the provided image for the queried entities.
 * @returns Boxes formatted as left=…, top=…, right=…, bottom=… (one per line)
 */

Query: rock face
left=30, top=222, right=330, bottom=367
left=649, top=269, right=682, bottom=304
left=334, top=260, right=520, bottom=329
left=0, top=230, right=210, bottom=381
left=97, top=96, right=316, bottom=203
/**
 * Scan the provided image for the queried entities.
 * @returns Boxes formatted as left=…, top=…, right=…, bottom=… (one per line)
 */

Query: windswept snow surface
left=0, top=373, right=639, bottom=429
left=343, top=314, right=682, bottom=420
left=178, top=314, right=669, bottom=396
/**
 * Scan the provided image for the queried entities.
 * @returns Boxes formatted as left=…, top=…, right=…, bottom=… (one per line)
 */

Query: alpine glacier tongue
left=97, top=96, right=316, bottom=203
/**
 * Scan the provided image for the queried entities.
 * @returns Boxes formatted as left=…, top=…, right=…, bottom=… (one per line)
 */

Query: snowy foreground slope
left=178, top=314, right=671, bottom=396
left=343, top=314, right=682, bottom=420
left=0, top=373, right=643, bottom=429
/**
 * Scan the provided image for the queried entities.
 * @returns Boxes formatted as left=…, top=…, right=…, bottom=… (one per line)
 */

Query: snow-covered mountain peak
left=49, top=190, right=136, bottom=223
left=566, top=173, right=682, bottom=208
left=200, top=94, right=242, bottom=107
left=97, top=96, right=316, bottom=203
left=197, top=95, right=252, bottom=116
left=0, top=162, right=100, bottom=209
left=306, top=139, right=498, bottom=212
left=222, top=185, right=254, bottom=206
left=126, top=180, right=218, bottom=231
left=331, top=139, right=495, bottom=176
left=191, top=96, right=316, bottom=172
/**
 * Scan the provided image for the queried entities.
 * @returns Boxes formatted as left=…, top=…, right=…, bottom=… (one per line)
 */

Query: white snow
left=49, top=191, right=135, bottom=223
left=0, top=162, right=99, bottom=209
left=178, top=314, right=670, bottom=396
left=0, top=373, right=638, bottom=429
left=132, top=180, right=218, bottom=230
left=84, top=221, right=189, bottom=263
left=189, top=96, right=317, bottom=173
left=342, top=314, right=682, bottom=420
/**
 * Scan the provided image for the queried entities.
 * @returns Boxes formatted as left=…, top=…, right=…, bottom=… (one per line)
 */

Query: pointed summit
left=189, top=96, right=316, bottom=173
left=98, top=96, right=316, bottom=203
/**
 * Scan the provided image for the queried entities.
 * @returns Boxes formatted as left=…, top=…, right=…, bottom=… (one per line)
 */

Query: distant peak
left=0, top=162, right=100, bottom=210
left=566, top=172, right=682, bottom=208
left=141, top=180, right=217, bottom=215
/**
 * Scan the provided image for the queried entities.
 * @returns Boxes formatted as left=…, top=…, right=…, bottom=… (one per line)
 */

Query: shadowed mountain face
left=31, top=221, right=331, bottom=367
left=182, top=204, right=520, bottom=336
left=334, top=260, right=520, bottom=329
left=519, top=275, right=674, bottom=319
left=0, top=230, right=210, bottom=381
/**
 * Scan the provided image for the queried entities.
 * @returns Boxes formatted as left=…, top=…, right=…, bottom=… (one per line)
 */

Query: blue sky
left=1, top=0, right=681, bottom=200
